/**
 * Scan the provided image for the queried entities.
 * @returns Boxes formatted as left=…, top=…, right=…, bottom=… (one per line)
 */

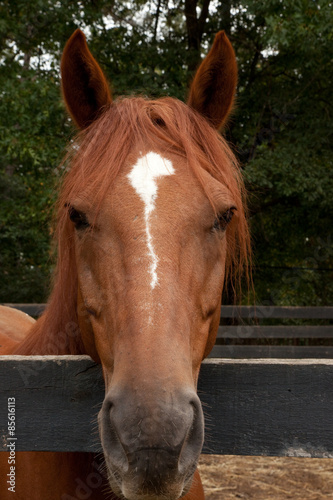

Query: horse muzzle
left=98, top=386, right=204, bottom=500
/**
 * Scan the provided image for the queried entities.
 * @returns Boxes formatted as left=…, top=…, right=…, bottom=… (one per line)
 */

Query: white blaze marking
left=127, top=152, right=175, bottom=289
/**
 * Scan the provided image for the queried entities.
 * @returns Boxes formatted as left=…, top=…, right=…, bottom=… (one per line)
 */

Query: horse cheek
left=77, top=289, right=101, bottom=363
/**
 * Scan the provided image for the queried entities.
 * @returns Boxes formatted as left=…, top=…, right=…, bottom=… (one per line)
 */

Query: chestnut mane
left=15, top=96, right=250, bottom=355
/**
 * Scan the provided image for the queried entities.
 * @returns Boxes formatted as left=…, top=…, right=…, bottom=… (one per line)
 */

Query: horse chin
left=105, top=460, right=195, bottom=500
left=121, top=484, right=185, bottom=500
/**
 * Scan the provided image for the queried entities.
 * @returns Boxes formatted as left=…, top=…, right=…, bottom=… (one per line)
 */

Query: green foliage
left=232, top=0, right=333, bottom=305
left=0, top=0, right=332, bottom=305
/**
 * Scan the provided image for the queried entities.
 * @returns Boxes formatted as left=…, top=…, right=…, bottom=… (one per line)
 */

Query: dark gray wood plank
left=220, top=306, right=333, bottom=319
left=199, top=359, right=333, bottom=457
left=3, top=304, right=333, bottom=320
left=1, top=356, right=333, bottom=457
left=209, top=345, right=333, bottom=358
left=217, top=325, right=333, bottom=338
left=0, top=355, right=104, bottom=453
left=1, top=303, right=46, bottom=317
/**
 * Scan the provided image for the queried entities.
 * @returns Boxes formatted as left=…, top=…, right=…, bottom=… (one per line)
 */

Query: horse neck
left=14, top=294, right=86, bottom=356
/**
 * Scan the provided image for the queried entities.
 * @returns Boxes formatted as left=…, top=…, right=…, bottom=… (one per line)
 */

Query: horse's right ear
left=61, top=29, right=112, bottom=129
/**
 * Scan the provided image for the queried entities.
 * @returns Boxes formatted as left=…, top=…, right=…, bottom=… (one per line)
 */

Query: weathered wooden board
left=0, top=356, right=332, bottom=457
left=219, top=305, right=333, bottom=319
left=210, top=345, right=333, bottom=358
left=0, top=356, right=103, bottom=453
left=3, top=304, right=333, bottom=320
left=217, top=325, right=333, bottom=338
left=2, top=304, right=46, bottom=317
left=199, top=359, right=333, bottom=457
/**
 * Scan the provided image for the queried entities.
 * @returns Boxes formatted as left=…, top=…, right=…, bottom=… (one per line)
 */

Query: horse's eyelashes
left=212, top=207, right=236, bottom=232
left=68, top=206, right=90, bottom=230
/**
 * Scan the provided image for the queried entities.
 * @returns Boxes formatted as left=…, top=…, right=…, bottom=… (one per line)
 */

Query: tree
left=232, top=0, right=333, bottom=305
left=0, top=0, right=332, bottom=305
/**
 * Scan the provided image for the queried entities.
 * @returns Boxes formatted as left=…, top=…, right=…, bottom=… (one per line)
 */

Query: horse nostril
left=98, top=395, right=129, bottom=476
left=178, top=393, right=204, bottom=476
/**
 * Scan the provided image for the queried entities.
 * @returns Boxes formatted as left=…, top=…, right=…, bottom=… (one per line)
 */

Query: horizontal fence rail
left=0, top=356, right=333, bottom=458
left=217, top=325, right=333, bottom=338
left=3, top=304, right=333, bottom=319
left=220, top=306, right=333, bottom=319
left=2, top=304, right=47, bottom=316
left=209, top=345, right=333, bottom=358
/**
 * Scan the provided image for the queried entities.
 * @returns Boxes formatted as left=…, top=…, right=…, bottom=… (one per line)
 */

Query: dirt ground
left=198, top=455, right=333, bottom=499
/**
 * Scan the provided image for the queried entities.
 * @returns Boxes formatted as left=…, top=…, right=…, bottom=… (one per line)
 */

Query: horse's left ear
left=61, top=29, right=112, bottom=129
left=187, top=31, right=237, bottom=130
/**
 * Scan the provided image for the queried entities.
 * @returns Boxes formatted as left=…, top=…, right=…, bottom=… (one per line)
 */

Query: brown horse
left=0, top=30, right=250, bottom=499
left=0, top=306, right=35, bottom=352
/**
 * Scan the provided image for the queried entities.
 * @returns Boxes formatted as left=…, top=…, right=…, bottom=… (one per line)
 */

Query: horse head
left=60, top=29, right=249, bottom=500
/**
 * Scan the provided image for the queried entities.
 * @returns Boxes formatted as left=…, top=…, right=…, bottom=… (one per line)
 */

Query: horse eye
left=212, top=207, right=236, bottom=232
left=68, top=206, right=90, bottom=230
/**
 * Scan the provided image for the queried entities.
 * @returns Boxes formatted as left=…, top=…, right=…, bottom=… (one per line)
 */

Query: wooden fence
left=212, top=305, right=333, bottom=358
left=1, top=305, right=332, bottom=458
left=1, top=356, right=333, bottom=457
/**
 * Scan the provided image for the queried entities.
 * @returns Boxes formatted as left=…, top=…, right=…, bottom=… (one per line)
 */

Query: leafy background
left=0, top=0, right=332, bottom=305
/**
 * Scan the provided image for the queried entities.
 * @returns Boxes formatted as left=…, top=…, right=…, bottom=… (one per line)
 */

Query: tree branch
left=198, top=0, right=210, bottom=39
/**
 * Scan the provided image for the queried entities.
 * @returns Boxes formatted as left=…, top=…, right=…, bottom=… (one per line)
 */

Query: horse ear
left=187, top=31, right=238, bottom=130
left=61, top=29, right=112, bottom=129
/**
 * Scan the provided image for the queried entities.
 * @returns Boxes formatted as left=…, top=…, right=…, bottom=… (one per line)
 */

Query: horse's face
left=73, top=148, right=234, bottom=498
left=75, top=148, right=233, bottom=370
left=61, top=30, right=241, bottom=500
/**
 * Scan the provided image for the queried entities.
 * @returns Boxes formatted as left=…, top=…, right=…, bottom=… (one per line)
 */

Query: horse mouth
left=104, top=449, right=195, bottom=500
